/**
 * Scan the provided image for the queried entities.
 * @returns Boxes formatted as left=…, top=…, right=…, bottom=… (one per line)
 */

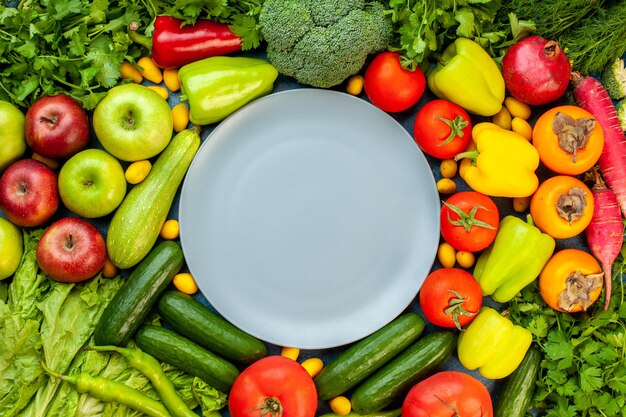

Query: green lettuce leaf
left=18, top=275, right=124, bottom=417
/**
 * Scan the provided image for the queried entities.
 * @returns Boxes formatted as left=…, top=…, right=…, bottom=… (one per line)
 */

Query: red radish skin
left=573, top=73, right=626, bottom=218
left=585, top=173, right=623, bottom=310
left=502, top=36, right=571, bottom=105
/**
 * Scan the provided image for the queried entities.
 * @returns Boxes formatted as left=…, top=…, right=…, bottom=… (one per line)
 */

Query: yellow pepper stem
left=454, top=148, right=479, bottom=162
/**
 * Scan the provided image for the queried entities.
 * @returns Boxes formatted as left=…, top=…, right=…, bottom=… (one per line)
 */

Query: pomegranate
left=501, top=36, right=571, bottom=106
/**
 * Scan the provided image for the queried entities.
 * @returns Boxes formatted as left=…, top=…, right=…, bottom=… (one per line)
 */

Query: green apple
left=58, top=149, right=127, bottom=218
left=0, top=101, right=26, bottom=171
left=93, top=84, right=173, bottom=161
left=0, top=217, right=23, bottom=280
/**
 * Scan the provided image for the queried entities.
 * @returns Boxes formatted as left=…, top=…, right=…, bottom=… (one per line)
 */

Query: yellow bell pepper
left=457, top=306, right=532, bottom=379
left=456, top=123, right=540, bottom=198
left=427, top=38, right=505, bottom=116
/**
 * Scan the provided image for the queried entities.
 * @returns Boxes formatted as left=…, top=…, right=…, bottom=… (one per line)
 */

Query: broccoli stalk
left=602, top=58, right=626, bottom=100
left=259, top=0, right=392, bottom=88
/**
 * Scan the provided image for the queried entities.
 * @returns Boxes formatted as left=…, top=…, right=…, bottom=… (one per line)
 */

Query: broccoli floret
left=258, top=0, right=314, bottom=53
left=602, top=58, right=626, bottom=100
left=260, top=0, right=393, bottom=88
left=617, top=99, right=626, bottom=131
left=307, top=0, right=364, bottom=27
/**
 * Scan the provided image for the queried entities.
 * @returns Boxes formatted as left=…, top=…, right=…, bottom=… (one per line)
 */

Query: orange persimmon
left=530, top=175, right=594, bottom=239
left=532, top=105, right=604, bottom=175
left=539, top=248, right=603, bottom=313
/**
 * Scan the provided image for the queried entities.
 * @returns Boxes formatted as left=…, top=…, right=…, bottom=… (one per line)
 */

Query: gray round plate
left=179, top=89, right=439, bottom=349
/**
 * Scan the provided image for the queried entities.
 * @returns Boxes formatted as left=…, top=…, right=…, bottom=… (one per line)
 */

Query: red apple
left=25, top=94, right=90, bottom=159
left=36, top=217, right=106, bottom=283
left=0, top=159, right=59, bottom=227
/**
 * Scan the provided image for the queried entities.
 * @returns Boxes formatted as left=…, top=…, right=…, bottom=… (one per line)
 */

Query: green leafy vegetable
left=0, top=0, right=264, bottom=110
left=380, top=0, right=526, bottom=68
left=507, top=255, right=626, bottom=417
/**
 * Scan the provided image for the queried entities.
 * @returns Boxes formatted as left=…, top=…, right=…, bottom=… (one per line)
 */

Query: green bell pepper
left=179, top=56, right=279, bottom=125
left=474, top=215, right=555, bottom=303
left=427, top=38, right=505, bottom=117
left=457, top=306, right=532, bottom=379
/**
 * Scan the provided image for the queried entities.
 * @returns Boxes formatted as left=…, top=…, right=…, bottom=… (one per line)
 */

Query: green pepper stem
left=179, top=94, right=188, bottom=102
left=128, top=21, right=153, bottom=51
left=454, top=148, right=479, bottom=162
left=84, top=345, right=125, bottom=354
left=39, top=360, right=77, bottom=384
left=526, top=213, right=535, bottom=226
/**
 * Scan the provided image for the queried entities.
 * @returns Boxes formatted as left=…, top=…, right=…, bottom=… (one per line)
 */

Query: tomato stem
left=437, top=115, right=468, bottom=146
left=252, top=397, right=284, bottom=417
left=443, top=201, right=496, bottom=232
left=434, top=394, right=460, bottom=416
left=444, top=289, right=478, bottom=331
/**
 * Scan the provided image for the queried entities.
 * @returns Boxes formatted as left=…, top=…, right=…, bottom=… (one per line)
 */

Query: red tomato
left=419, top=268, right=482, bottom=329
left=413, top=99, right=473, bottom=159
left=363, top=52, right=426, bottom=113
left=229, top=356, right=317, bottom=417
left=440, top=192, right=499, bottom=252
left=402, top=371, right=493, bottom=417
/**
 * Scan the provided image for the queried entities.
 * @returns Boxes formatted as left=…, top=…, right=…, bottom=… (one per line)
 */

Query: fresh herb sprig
left=507, top=254, right=626, bottom=417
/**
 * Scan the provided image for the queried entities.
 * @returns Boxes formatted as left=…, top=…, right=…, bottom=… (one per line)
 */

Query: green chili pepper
left=179, top=56, right=279, bottom=125
left=39, top=360, right=172, bottom=417
left=87, top=345, right=196, bottom=417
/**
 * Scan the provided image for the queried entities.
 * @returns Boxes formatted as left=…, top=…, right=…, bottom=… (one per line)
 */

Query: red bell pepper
left=129, top=16, right=242, bottom=69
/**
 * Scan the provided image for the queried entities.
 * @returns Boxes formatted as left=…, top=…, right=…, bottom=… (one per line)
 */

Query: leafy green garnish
left=507, top=255, right=626, bottom=416
left=0, top=0, right=264, bottom=110
left=381, top=0, right=526, bottom=68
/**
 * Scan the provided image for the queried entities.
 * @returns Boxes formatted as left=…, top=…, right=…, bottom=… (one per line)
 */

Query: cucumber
left=107, top=127, right=201, bottom=269
left=350, top=331, right=457, bottom=414
left=314, top=313, right=425, bottom=400
left=135, top=324, right=239, bottom=392
left=94, top=241, right=183, bottom=347
left=494, top=346, right=541, bottom=417
left=157, top=291, right=267, bottom=364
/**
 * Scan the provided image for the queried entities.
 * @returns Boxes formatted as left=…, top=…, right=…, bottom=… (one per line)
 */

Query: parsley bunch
left=0, top=0, right=263, bottom=110
left=508, top=258, right=626, bottom=417
left=380, top=0, right=534, bottom=69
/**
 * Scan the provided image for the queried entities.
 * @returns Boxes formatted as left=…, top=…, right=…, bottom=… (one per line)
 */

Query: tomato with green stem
left=402, top=371, right=493, bottom=417
left=229, top=356, right=317, bottom=417
left=419, top=268, right=482, bottom=330
left=413, top=99, right=472, bottom=159
left=363, top=52, right=426, bottom=113
left=440, top=191, right=499, bottom=252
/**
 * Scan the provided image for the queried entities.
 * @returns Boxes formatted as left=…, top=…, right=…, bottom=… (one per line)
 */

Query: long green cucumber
left=314, top=313, right=425, bottom=400
left=135, top=324, right=239, bottom=393
left=350, top=330, right=457, bottom=414
left=157, top=291, right=267, bottom=364
left=94, top=241, right=183, bottom=346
